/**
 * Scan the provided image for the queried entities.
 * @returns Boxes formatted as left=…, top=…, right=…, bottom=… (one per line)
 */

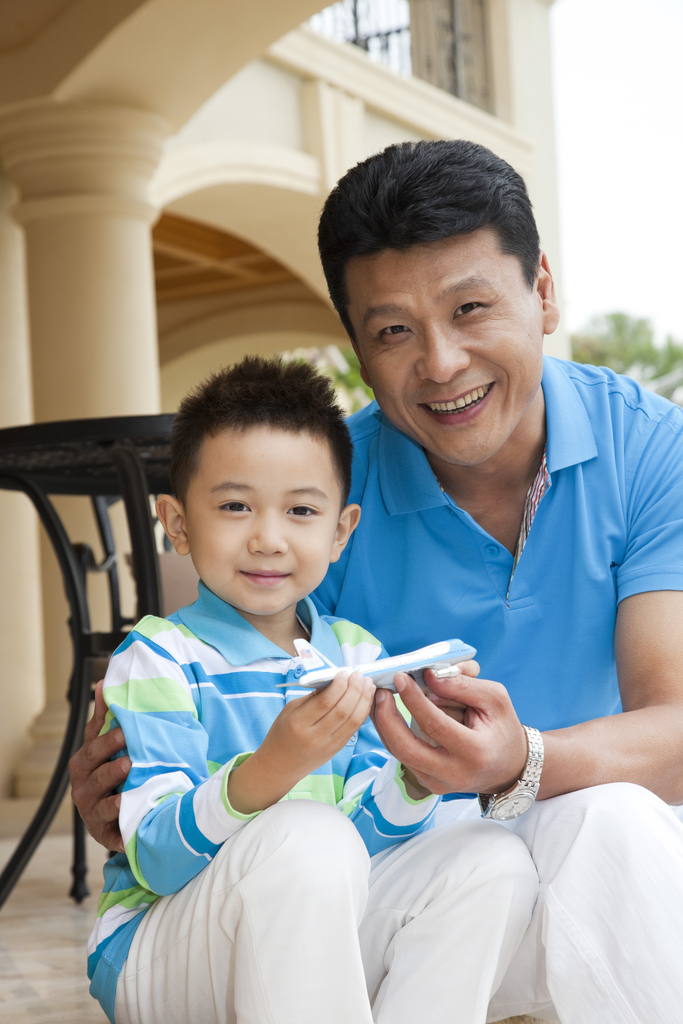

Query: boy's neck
left=236, top=604, right=309, bottom=657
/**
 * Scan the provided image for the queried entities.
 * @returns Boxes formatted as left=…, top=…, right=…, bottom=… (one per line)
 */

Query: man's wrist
left=479, top=726, right=544, bottom=820
left=479, top=724, right=528, bottom=796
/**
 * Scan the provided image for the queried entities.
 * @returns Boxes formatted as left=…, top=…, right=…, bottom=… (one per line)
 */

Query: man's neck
left=426, top=391, right=547, bottom=554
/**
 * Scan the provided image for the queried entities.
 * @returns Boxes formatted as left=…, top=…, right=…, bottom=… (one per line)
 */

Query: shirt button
left=293, top=665, right=304, bottom=678
left=485, top=544, right=500, bottom=557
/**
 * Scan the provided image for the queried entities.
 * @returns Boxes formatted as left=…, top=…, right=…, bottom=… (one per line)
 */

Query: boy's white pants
left=114, top=800, right=538, bottom=1024
left=436, top=782, right=683, bottom=1024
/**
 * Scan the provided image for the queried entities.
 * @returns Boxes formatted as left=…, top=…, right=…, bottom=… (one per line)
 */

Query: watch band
left=478, top=725, right=544, bottom=820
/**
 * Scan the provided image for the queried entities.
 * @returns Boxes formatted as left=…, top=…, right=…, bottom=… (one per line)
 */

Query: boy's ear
left=330, top=503, right=361, bottom=563
left=155, top=494, right=190, bottom=555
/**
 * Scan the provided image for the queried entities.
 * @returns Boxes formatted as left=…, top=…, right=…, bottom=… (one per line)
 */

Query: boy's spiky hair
left=169, top=355, right=353, bottom=504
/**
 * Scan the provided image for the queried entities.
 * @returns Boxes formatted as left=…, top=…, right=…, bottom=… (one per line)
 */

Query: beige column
left=504, top=0, right=569, bottom=359
left=0, top=101, right=169, bottom=796
left=0, top=171, right=44, bottom=799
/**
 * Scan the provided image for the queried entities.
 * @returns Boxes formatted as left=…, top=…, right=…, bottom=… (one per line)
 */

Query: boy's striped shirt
left=88, top=584, right=439, bottom=1022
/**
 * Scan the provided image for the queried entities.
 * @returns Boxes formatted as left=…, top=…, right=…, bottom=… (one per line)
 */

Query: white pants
left=114, top=800, right=538, bottom=1024
left=436, top=782, right=683, bottom=1024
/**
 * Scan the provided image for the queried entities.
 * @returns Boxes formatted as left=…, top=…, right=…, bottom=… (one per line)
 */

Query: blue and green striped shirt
left=88, top=583, right=439, bottom=1021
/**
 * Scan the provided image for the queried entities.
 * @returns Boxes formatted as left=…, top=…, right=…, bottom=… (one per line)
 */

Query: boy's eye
left=288, top=505, right=317, bottom=517
left=221, top=501, right=250, bottom=512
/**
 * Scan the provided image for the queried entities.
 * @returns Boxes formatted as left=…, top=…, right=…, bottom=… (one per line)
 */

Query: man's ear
left=351, top=340, right=373, bottom=389
left=155, top=494, right=190, bottom=555
left=537, top=252, right=560, bottom=336
left=330, top=503, right=361, bottom=563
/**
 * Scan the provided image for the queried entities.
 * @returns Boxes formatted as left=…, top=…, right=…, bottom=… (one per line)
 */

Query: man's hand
left=69, top=679, right=130, bottom=852
left=373, top=669, right=527, bottom=797
left=228, top=670, right=376, bottom=814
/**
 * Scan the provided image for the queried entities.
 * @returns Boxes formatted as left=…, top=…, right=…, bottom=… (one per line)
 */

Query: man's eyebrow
left=362, top=276, right=493, bottom=325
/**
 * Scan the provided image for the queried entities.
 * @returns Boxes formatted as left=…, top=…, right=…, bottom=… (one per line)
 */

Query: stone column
left=0, top=101, right=169, bottom=796
left=0, top=171, right=44, bottom=798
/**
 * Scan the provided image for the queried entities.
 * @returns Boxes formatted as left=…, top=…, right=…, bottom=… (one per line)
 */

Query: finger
left=374, top=684, right=450, bottom=767
left=329, top=676, right=375, bottom=739
left=459, top=660, right=480, bottom=678
left=73, top=755, right=131, bottom=815
left=392, top=674, right=479, bottom=749
left=307, top=669, right=356, bottom=721
left=415, top=671, right=511, bottom=717
left=101, top=825, right=125, bottom=854
left=318, top=671, right=369, bottom=730
left=82, top=678, right=108, bottom=743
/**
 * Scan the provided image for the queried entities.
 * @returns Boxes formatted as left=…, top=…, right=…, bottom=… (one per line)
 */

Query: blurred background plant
left=281, top=345, right=375, bottom=413
left=571, top=312, right=683, bottom=405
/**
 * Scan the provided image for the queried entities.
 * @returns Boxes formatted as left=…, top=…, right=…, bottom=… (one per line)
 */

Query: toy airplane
left=279, top=638, right=477, bottom=691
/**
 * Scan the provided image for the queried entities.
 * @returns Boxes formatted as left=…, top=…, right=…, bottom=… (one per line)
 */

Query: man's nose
left=247, top=515, right=287, bottom=555
left=415, top=327, right=470, bottom=383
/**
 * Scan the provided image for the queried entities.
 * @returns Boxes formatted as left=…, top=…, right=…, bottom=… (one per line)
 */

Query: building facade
left=0, top=0, right=564, bottom=807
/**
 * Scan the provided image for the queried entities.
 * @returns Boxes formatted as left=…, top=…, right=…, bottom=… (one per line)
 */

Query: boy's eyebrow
left=208, top=483, right=330, bottom=501
left=287, top=487, right=330, bottom=501
left=209, top=482, right=253, bottom=494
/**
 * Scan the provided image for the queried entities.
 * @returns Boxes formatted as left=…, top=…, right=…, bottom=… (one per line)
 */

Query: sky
left=550, top=0, right=683, bottom=341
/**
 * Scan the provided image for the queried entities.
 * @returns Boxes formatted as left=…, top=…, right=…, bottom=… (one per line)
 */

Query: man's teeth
left=428, top=384, right=491, bottom=413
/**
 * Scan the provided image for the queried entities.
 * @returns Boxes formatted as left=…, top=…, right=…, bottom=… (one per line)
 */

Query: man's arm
left=69, top=679, right=129, bottom=851
left=373, top=590, right=683, bottom=804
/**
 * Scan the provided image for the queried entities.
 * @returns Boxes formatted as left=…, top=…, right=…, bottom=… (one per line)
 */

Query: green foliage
left=324, top=346, right=374, bottom=412
left=571, top=312, right=683, bottom=381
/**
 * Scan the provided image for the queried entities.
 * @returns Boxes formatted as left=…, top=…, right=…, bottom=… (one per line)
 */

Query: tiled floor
left=0, top=834, right=108, bottom=1023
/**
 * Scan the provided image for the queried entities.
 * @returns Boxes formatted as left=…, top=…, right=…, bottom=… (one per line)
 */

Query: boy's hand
left=228, top=670, right=375, bottom=814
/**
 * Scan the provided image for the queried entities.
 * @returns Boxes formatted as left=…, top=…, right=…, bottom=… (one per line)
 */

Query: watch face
left=491, top=792, right=535, bottom=820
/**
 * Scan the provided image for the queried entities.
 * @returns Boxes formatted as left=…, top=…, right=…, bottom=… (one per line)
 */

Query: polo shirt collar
left=176, top=581, right=342, bottom=667
left=542, top=355, right=598, bottom=472
left=378, top=415, right=448, bottom=516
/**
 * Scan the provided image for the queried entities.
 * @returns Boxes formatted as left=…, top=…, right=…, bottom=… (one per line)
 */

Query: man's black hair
left=170, top=356, right=353, bottom=504
left=318, top=139, right=541, bottom=338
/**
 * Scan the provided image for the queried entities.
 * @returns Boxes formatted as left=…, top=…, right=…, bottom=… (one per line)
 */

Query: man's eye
left=289, top=505, right=316, bottom=517
left=221, top=501, right=249, bottom=512
left=454, top=302, right=479, bottom=317
left=381, top=324, right=409, bottom=336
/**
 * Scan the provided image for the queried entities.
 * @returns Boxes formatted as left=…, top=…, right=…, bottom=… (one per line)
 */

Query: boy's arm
left=105, top=625, right=261, bottom=896
left=338, top=715, right=440, bottom=855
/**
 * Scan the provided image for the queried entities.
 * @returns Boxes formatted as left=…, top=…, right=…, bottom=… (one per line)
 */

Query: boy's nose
left=247, top=520, right=288, bottom=555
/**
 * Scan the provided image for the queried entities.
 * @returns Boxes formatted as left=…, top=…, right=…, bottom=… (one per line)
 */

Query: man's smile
left=424, top=382, right=493, bottom=413
left=420, top=382, right=494, bottom=422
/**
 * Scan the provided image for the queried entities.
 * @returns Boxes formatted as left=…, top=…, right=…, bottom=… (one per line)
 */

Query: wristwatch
left=478, top=725, right=544, bottom=821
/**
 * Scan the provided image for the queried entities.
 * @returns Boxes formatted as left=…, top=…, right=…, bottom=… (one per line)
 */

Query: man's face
left=345, top=227, right=559, bottom=469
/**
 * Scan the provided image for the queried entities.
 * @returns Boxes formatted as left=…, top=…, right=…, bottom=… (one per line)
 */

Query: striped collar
left=173, top=581, right=343, bottom=668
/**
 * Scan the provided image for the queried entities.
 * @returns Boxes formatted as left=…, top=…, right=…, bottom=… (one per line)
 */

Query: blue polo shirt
left=314, top=356, right=683, bottom=733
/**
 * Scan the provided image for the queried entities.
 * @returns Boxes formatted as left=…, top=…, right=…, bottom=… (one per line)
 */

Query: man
left=72, top=140, right=683, bottom=1022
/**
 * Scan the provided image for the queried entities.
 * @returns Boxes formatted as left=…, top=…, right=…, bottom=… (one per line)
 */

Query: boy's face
left=157, top=426, right=360, bottom=625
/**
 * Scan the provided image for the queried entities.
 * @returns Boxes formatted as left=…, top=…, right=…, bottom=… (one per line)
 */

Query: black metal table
left=0, top=415, right=175, bottom=909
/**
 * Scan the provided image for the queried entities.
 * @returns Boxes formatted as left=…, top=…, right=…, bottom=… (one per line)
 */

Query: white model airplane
left=280, top=638, right=477, bottom=691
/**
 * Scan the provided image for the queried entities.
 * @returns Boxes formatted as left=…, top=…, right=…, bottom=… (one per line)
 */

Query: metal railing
left=309, top=0, right=412, bottom=78
left=309, top=0, right=492, bottom=113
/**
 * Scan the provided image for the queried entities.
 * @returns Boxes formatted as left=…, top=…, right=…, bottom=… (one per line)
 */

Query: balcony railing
left=309, top=0, right=492, bottom=113
left=309, top=0, right=412, bottom=78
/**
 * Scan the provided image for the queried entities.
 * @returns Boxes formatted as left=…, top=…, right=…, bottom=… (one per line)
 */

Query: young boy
left=87, top=357, right=537, bottom=1024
